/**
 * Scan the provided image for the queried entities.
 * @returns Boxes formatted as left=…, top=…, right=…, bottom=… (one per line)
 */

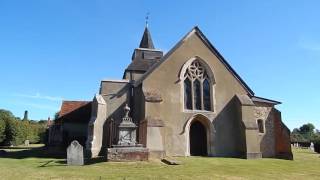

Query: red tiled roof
left=59, top=101, right=90, bottom=117
left=56, top=101, right=92, bottom=124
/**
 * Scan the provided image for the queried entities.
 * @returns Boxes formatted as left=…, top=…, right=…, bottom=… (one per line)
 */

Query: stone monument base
left=107, top=146, right=149, bottom=162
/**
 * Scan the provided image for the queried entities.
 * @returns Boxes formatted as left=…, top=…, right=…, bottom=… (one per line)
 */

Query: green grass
left=0, top=146, right=319, bottom=180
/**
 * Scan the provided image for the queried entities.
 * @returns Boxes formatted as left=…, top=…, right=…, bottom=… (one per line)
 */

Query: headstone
left=24, top=140, right=30, bottom=147
left=310, top=142, right=314, bottom=152
left=67, top=140, right=84, bottom=166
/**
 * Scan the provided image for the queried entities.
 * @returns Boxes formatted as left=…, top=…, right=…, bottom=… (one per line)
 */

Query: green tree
left=4, top=117, right=18, bottom=145
left=299, top=123, right=315, bottom=133
left=0, top=109, right=52, bottom=145
left=311, top=130, right=320, bottom=143
left=0, top=109, right=30, bottom=145
left=291, top=131, right=307, bottom=143
left=299, top=123, right=315, bottom=141
left=0, top=117, right=5, bottom=143
left=0, top=109, right=16, bottom=145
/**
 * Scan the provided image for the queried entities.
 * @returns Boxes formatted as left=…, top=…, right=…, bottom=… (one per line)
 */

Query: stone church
left=49, top=26, right=292, bottom=160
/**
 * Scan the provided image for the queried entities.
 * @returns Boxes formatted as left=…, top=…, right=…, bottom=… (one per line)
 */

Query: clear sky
left=0, top=0, right=319, bottom=130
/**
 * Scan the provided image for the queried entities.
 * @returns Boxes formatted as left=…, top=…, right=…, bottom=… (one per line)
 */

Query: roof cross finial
left=145, top=12, right=150, bottom=28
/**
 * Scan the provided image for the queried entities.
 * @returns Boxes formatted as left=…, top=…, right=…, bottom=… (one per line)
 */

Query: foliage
left=290, top=123, right=318, bottom=143
left=0, top=109, right=17, bottom=145
left=0, top=116, right=5, bottom=143
left=290, top=132, right=307, bottom=143
left=312, top=132, right=320, bottom=143
left=0, top=109, right=47, bottom=145
left=299, top=123, right=315, bottom=133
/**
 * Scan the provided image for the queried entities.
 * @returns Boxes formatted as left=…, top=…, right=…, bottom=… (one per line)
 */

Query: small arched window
left=257, top=119, right=264, bottom=133
left=183, top=60, right=212, bottom=111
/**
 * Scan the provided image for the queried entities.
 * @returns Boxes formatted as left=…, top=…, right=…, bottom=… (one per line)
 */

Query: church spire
left=139, top=27, right=155, bottom=49
left=139, top=15, right=155, bottom=49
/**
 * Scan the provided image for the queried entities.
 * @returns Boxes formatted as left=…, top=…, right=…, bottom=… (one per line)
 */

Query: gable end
left=134, top=26, right=255, bottom=96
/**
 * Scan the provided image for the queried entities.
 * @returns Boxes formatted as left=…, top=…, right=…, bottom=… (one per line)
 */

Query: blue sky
left=0, top=0, right=319, bottom=130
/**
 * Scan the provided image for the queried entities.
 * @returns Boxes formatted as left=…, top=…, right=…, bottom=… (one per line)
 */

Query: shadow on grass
left=38, top=160, right=66, bottom=167
left=85, top=156, right=107, bottom=165
left=0, top=146, right=109, bottom=167
left=0, top=147, right=65, bottom=159
left=37, top=156, right=107, bottom=168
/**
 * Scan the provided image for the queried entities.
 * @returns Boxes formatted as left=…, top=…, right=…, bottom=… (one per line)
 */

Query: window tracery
left=183, top=60, right=212, bottom=111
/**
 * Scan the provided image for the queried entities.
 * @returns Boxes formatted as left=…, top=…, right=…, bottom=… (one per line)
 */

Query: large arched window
left=183, top=60, right=212, bottom=111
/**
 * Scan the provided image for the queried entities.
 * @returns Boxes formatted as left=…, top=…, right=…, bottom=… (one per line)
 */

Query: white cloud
left=13, top=92, right=64, bottom=102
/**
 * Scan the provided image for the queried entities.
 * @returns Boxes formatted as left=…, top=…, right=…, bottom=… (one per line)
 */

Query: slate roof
left=126, top=58, right=160, bottom=72
left=252, top=96, right=281, bottom=105
left=139, top=27, right=155, bottom=49
left=56, top=101, right=92, bottom=124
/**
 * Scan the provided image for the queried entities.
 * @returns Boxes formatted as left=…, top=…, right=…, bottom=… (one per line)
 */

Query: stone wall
left=101, top=80, right=131, bottom=148
left=63, top=123, right=88, bottom=146
left=253, top=103, right=275, bottom=158
left=141, top=32, right=254, bottom=157
left=273, top=109, right=293, bottom=160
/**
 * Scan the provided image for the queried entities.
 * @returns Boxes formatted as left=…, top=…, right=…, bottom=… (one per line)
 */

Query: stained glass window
left=194, top=80, right=201, bottom=110
left=184, top=78, right=192, bottom=109
left=203, top=79, right=211, bottom=111
left=183, top=60, right=213, bottom=111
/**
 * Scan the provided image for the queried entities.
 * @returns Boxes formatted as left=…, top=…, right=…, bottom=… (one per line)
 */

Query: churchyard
left=0, top=146, right=319, bottom=180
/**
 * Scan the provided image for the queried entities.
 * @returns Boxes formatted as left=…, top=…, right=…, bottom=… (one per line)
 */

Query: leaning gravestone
left=67, top=140, right=84, bottom=166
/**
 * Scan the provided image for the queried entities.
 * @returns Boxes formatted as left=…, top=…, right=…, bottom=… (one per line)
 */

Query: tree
left=0, top=109, right=16, bottom=145
left=4, top=118, right=18, bottom=145
left=291, top=131, right=307, bottom=143
left=0, top=109, right=49, bottom=145
left=38, top=120, right=47, bottom=124
left=299, top=123, right=315, bottom=134
left=299, top=123, right=315, bottom=141
left=0, top=117, right=5, bottom=143
left=311, top=131, right=320, bottom=143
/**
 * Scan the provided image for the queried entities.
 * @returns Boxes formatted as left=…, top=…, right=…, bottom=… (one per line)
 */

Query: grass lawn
left=0, top=146, right=319, bottom=180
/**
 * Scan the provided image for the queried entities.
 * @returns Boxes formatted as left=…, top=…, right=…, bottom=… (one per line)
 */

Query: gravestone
left=67, top=140, right=84, bottom=166
left=24, top=140, right=30, bottom=147
left=310, top=142, right=314, bottom=152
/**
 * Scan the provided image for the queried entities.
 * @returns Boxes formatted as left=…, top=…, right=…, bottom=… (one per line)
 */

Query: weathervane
left=145, top=12, right=150, bottom=27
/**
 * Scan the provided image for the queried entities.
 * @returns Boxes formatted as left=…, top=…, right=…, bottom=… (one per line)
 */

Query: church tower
left=123, top=26, right=163, bottom=81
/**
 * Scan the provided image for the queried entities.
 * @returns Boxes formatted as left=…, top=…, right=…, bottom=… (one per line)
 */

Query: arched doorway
left=189, top=121, right=207, bottom=156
